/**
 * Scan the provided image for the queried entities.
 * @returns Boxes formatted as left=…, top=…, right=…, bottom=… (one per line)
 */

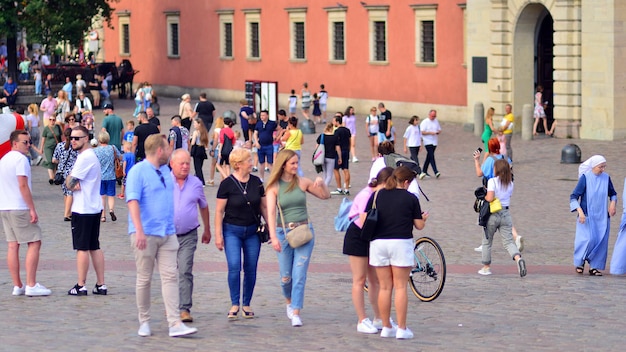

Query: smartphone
left=475, top=147, right=483, bottom=154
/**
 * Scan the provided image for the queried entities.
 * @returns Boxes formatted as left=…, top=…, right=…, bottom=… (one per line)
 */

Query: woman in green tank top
left=481, top=107, right=496, bottom=160
left=266, top=149, right=330, bottom=327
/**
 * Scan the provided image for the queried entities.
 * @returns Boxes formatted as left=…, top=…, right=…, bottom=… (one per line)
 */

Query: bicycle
left=365, top=236, right=446, bottom=302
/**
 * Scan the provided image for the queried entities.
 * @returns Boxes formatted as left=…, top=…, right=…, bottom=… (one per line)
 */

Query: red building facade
left=102, top=0, right=467, bottom=121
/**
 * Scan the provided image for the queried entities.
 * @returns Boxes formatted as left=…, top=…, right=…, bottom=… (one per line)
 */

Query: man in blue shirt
left=253, top=110, right=277, bottom=181
left=126, top=134, right=198, bottom=338
left=3, top=77, right=18, bottom=107
left=170, top=149, right=211, bottom=323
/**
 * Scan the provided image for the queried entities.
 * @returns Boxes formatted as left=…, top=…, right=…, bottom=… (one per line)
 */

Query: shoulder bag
left=278, top=196, right=313, bottom=248
left=230, top=175, right=269, bottom=243
left=53, top=150, right=69, bottom=185
left=312, top=133, right=325, bottom=166
left=360, top=190, right=380, bottom=241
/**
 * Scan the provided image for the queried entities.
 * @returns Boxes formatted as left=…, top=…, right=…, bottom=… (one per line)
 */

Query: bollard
left=521, top=104, right=533, bottom=141
left=474, top=102, right=484, bottom=137
left=222, top=110, right=237, bottom=124
left=561, top=144, right=581, bottom=163
left=300, top=119, right=316, bottom=134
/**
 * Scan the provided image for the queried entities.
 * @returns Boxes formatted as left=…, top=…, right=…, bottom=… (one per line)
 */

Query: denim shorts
left=100, top=179, right=116, bottom=196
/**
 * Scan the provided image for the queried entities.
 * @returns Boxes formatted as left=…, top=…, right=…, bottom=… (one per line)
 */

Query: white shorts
left=369, top=238, right=415, bottom=267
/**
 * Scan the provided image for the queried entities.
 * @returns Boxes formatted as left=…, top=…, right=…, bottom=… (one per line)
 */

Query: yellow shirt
left=284, top=129, right=302, bottom=150
left=502, top=113, right=514, bottom=135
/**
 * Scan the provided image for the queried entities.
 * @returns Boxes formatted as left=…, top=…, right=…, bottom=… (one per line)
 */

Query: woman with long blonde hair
left=265, top=150, right=330, bottom=327
left=481, top=107, right=496, bottom=162
left=190, top=117, right=210, bottom=185
left=208, top=116, right=225, bottom=186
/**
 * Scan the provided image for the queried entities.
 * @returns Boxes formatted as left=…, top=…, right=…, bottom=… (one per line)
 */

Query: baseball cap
left=102, top=103, right=114, bottom=110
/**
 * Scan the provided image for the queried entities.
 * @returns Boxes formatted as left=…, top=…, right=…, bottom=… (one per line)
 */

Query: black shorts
left=71, top=212, right=101, bottom=251
left=335, top=150, right=350, bottom=170
left=342, top=222, right=369, bottom=257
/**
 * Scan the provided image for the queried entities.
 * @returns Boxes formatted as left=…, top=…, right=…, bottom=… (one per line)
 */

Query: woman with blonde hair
left=365, top=107, right=379, bottom=161
left=93, top=131, right=122, bottom=222
left=26, top=103, right=42, bottom=162
left=56, top=90, right=71, bottom=128
left=280, top=116, right=304, bottom=176
left=481, top=107, right=496, bottom=162
left=208, top=116, right=225, bottom=186
left=215, top=148, right=269, bottom=319
left=190, top=117, right=210, bottom=185
left=266, top=150, right=330, bottom=327
left=179, top=93, right=194, bottom=130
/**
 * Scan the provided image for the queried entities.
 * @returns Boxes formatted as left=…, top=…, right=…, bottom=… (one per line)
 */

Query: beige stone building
left=467, top=0, right=624, bottom=140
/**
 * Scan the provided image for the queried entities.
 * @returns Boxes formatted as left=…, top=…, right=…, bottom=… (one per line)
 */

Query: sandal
left=228, top=307, right=240, bottom=320
left=110, top=211, right=117, bottom=222
left=241, top=307, right=255, bottom=319
left=575, top=266, right=584, bottom=274
left=589, top=268, right=603, bottom=276
left=101, top=216, right=106, bottom=222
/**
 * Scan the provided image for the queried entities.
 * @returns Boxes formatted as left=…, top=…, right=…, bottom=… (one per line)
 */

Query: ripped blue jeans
left=276, top=224, right=315, bottom=310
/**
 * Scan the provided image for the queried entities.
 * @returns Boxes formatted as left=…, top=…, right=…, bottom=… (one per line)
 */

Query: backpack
left=221, top=132, right=234, bottom=160
left=474, top=186, right=490, bottom=227
left=383, top=153, right=421, bottom=175
left=334, top=197, right=353, bottom=232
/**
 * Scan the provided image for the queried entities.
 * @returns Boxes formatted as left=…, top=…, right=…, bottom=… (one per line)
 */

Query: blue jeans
left=276, top=224, right=315, bottom=310
left=223, top=222, right=261, bottom=306
left=35, top=80, right=42, bottom=95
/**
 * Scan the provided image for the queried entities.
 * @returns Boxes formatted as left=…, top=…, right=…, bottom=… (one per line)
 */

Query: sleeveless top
left=277, top=179, right=308, bottom=223
left=481, top=121, right=492, bottom=142
left=284, top=129, right=302, bottom=151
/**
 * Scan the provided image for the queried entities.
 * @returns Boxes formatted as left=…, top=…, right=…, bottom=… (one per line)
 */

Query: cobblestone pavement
left=1, top=97, right=626, bottom=351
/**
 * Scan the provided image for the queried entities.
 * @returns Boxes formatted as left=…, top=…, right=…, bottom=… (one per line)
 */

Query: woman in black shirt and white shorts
left=362, top=166, right=428, bottom=339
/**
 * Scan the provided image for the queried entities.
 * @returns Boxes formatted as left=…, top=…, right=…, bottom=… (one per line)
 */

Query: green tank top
left=277, top=179, right=308, bottom=223
left=481, top=122, right=492, bottom=142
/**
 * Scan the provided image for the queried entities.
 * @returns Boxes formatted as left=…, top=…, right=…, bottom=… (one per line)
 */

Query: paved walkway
left=1, top=96, right=626, bottom=351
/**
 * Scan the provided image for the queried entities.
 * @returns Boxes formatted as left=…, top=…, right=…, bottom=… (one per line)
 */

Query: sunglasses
left=18, top=140, right=32, bottom=145
left=69, top=135, right=87, bottom=141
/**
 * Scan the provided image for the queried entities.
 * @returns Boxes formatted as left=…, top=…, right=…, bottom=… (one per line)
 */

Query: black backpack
left=221, top=133, right=234, bottom=160
left=383, top=152, right=422, bottom=175
left=474, top=186, right=490, bottom=227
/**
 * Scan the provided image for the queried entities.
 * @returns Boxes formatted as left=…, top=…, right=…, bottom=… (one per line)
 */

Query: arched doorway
left=513, top=3, right=553, bottom=132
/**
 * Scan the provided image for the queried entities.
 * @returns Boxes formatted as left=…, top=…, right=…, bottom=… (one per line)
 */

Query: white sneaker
left=286, top=304, right=294, bottom=320
left=352, top=156, right=359, bottom=163
left=396, top=327, right=414, bottom=339
left=372, top=318, right=383, bottom=330
left=380, top=326, right=397, bottom=338
left=474, top=245, right=483, bottom=252
left=169, top=322, right=197, bottom=337
left=516, top=236, right=525, bottom=252
left=291, top=315, right=303, bottom=327
left=357, top=318, right=378, bottom=334
left=419, top=173, right=427, bottom=180
left=138, top=322, right=151, bottom=337
left=25, top=283, right=51, bottom=296
left=478, top=267, right=492, bottom=276
left=12, top=285, right=25, bottom=296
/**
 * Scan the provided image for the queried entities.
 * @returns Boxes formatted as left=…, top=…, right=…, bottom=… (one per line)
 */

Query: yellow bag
left=490, top=198, right=503, bottom=213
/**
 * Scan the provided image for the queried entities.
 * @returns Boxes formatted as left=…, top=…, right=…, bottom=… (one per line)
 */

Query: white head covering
left=578, top=155, right=606, bottom=177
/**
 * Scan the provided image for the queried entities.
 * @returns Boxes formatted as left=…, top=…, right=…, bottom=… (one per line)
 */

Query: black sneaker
left=68, top=284, right=88, bottom=296
left=93, top=284, right=108, bottom=295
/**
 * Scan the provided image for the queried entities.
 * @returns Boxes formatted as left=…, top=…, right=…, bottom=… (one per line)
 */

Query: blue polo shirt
left=240, top=106, right=253, bottom=130
left=255, top=120, right=277, bottom=146
left=126, top=160, right=175, bottom=236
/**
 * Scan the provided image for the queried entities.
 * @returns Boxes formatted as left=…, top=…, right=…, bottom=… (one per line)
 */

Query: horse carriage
left=47, top=59, right=138, bottom=98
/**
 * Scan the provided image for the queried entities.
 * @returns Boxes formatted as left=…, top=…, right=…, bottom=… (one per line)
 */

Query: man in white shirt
left=419, top=110, right=442, bottom=180
left=66, top=126, right=107, bottom=296
left=0, top=130, right=51, bottom=296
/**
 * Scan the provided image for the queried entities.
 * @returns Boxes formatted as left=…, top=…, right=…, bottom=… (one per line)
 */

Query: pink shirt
left=348, top=187, right=374, bottom=228
left=40, top=98, right=57, bottom=120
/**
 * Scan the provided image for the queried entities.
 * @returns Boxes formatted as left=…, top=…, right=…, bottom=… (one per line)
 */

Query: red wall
left=103, top=0, right=466, bottom=106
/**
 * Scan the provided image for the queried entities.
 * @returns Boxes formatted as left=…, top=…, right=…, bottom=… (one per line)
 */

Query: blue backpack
left=334, top=197, right=354, bottom=232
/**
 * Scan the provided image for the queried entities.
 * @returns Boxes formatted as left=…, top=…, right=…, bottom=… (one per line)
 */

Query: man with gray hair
left=170, top=149, right=211, bottom=323
left=169, top=115, right=189, bottom=151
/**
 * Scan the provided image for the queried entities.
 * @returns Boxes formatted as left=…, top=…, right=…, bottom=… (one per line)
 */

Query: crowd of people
left=6, top=88, right=626, bottom=343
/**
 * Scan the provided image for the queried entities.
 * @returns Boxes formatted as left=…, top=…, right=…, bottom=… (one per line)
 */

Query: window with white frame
left=366, top=6, right=389, bottom=64
left=287, top=8, right=307, bottom=62
left=412, top=4, right=437, bottom=65
left=326, top=7, right=346, bottom=63
left=118, top=12, right=130, bottom=56
left=244, top=9, right=261, bottom=60
left=165, top=12, right=180, bottom=58
left=217, top=10, right=234, bottom=59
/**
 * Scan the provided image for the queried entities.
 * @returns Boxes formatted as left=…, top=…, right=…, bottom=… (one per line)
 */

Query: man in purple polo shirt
left=170, top=149, right=211, bottom=323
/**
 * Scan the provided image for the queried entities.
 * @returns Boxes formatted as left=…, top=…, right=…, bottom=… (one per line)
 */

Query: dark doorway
left=535, top=11, right=554, bottom=132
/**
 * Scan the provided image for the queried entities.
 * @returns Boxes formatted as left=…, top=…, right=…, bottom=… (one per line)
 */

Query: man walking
left=168, top=116, right=189, bottom=151
left=378, top=102, right=392, bottom=143
left=132, top=112, right=160, bottom=162
left=147, top=107, right=161, bottom=132
left=101, top=103, right=124, bottom=151
left=0, top=130, right=51, bottom=296
left=171, top=149, right=211, bottom=323
left=253, top=110, right=277, bottom=181
left=66, top=126, right=107, bottom=296
left=420, top=110, right=442, bottom=179
left=126, top=134, right=198, bottom=337
left=194, top=92, right=216, bottom=131
left=331, top=114, right=352, bottom=195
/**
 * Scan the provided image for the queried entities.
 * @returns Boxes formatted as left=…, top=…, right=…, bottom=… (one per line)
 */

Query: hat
left=102, top=103, right=114, bottom=110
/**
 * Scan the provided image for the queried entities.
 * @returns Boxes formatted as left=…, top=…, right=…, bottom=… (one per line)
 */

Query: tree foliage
left=1, top=0, right=117, bottom=48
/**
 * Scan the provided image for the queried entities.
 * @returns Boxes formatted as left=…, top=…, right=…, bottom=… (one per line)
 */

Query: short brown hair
left=144, top=134, right=167, bottom=156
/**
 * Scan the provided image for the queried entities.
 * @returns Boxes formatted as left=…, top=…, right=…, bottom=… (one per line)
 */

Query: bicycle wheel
left=409, top=236, right=446, bottom=302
